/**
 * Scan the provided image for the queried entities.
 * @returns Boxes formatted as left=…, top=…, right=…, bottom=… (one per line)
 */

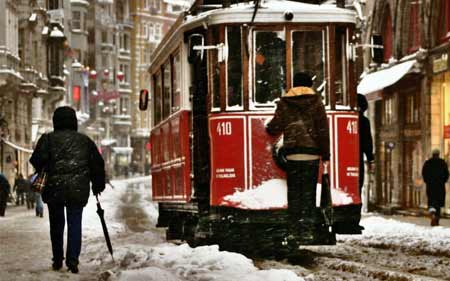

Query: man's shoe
left=52, top=261, right=63, bottom=271
left=66, top=260, right=79, bottom=274
left=67, top=264, right=79, bottom=274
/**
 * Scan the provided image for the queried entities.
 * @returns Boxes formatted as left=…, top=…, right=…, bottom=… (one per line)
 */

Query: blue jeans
left=47, top=204, right=83, bottom=265
left=35, top=194, right=44, bottom=216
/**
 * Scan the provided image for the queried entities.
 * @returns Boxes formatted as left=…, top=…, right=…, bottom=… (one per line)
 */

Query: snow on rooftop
left=28, top=13, right=37, bottom=22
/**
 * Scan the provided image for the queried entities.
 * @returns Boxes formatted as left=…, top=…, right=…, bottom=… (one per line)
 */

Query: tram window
left=153, top=72, right=162, bottom=125
left=172, top=53, right=181, bottom=113
left=163, top=61, right=171, bottom=119
left=211, top=27, right=221, bottom=111
left=253, top=30, right=286, bottom=106
left=335, top=27, right=348, bottom=106
left=292, top=30, right=326, bottom=100
left=226, top=26, right=243, bottom=109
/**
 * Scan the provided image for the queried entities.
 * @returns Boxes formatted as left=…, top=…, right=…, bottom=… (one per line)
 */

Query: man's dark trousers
left=48, top=204, right=83, bottom=265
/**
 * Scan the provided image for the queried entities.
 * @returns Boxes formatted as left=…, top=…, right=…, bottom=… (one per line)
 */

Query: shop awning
left=357, top=60, right=417, bottom=96
left=1, top=138, right=33, bottom=153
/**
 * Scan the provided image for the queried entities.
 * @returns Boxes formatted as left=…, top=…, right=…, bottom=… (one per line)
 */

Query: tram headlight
left=284, top=10, right=293, bottom=21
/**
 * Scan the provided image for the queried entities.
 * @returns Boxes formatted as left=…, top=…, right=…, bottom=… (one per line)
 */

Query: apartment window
left=408, top=0, right=421, bottom=53
left=48, top=0, right=59, bottom=10
left=102, top=31, right=108, bottom=43
left=120, top=34, right=129, bottom=50
left=120, top=96, right=129, bottom=114
left=142, top=24, right=148, bottom=38
left=102, top=54, right=108, bottom=68
left=382, top=6, right=393, bottom=62
left=148, top=23, right=154, bottom=41
left=72, top=11, right=81, bottom=30
left=153, top=0, right=161, bottom=12
left=154, top=24, right=162, bottom=42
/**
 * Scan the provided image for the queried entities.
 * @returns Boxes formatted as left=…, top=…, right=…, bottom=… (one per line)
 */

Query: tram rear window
left=227, top=26, right=243, bottom=109
left=335, top=27, right=348, bottom=105
left=163, top=61, right=171, bottom=119
left=253, top=30, right=286, bottom=105
left=292, top=30, right=326, bottom=101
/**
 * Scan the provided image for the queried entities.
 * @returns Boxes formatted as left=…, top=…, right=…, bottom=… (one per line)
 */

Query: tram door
left=189, top=33, right=210, bottom=210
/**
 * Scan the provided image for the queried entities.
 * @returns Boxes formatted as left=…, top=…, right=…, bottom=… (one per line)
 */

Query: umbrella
left=96, top=195, right=114, bottom=261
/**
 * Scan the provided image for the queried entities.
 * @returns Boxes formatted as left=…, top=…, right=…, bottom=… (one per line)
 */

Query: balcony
left=0, top=47, right=22, bottom=88
left=47, top=9, right=65, bottom=27
left=19, top=67, right=39, bottom=93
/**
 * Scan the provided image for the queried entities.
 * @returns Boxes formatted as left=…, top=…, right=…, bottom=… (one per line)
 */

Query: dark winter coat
left=266, top=87, right=330, bottom=161
left=30, top=107, right=105, bottom=207
left=359, top=112, right=374, bottom=189
left=422, top=156, right=449, bottom=208
left=0, top=173, right=10, bottom=196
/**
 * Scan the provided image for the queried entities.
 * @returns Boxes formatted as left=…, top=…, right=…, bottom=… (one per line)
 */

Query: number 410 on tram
left=139, top=0, right=362, bottom=257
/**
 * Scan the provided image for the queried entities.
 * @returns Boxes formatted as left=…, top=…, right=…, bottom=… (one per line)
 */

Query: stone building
left=130, top=0, right=191, bottom=174
left=358, top=0, right=450, bottom=215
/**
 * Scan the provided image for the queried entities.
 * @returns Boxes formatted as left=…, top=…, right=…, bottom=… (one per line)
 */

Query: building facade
left=359, top=0, right=450, bottom=215
left=130, top=0, right=191, bottom=174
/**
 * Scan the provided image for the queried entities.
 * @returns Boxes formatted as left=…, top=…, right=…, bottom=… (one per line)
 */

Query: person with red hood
left=266, top=72, right=330, bottom=240
left=30, top=106, right=105, bottom=273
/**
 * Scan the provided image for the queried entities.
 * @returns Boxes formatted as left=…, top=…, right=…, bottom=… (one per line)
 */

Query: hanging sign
left=433, top=53, right=448, bottom=74
left=444, top=125, right=450, bottom=139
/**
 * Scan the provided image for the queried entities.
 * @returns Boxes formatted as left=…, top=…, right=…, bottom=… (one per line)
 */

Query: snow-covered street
left=1, top=176, right=449, bottom=281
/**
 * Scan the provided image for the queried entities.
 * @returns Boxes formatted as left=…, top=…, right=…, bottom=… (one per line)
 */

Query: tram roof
left=150, top=0, right=356, bottom=70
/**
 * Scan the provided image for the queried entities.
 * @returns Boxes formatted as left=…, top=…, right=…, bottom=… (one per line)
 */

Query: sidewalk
left=364, top=212, right=450, bottom=228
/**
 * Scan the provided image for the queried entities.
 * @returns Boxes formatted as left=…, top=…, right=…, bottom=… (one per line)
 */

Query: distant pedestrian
left=13, top=173, right=26, bottom=206
left=266, top=72, right=330, bottom=241
left=356, top=94, right=375, bottom=231
left=24, top=175, right=34, bottom=210
left=422, top=149, right=449, bottom=226
left=30, top=106, right=106, bottom=273
left=0, top=172, right=11, bottom=217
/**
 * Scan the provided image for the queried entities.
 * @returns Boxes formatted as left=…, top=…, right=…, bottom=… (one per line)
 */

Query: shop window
left=226, top=26, right=243, bottom=109
left=382, top=6, right=393, bottom=62
left=253, top=30, right=286, bottom=106
left=382, top=95, right=395, bottom=125
left=405, top=91, right=420, bottom=124
left=163, top=61, right=171, bottom=119
left=292, top=30, right=326, bottom=102
left=407, top=0, right=421, bottom=53
left=153, top=72, right=162, bottom=124
left=172, top=52, right=181, bottom=113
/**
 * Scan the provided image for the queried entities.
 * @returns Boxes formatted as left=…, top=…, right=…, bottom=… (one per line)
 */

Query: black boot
left=66, top=260, right=79, bottom=274
left=52, top=260, right=63, bottom=271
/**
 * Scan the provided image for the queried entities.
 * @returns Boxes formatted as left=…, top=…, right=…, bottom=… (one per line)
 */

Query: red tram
left=140, top=0, right=361, bottom=257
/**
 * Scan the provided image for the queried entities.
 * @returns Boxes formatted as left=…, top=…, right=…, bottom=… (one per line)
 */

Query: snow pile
left=222, top=179, right=287, bottom=209
left=102, top=243, right=304, bottom=281
left=330, top=186, right=353, bottom=205
left=339, top=215, right=450, bottom=256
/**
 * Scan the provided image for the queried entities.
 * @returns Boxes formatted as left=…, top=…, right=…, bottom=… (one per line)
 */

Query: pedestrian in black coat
left=0, top=172, right=11, bottom=217
left=357, top=94, right=375, bottom=192
left=422, top=149, right=449, bottom=226
left=30, top=106, right=105, bottom=273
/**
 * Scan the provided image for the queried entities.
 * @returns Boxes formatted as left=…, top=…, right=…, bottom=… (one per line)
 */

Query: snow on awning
left=29, top=13, right=37, bottom=22
left=1, top=138, right=33, bottom=154
left=357, top=60, right=417, bottom=96
left=41, top=26, right=49, bottom=35
left=50, top=27, right=64, bottom=38
left=112, top=147, right=133, bottom=154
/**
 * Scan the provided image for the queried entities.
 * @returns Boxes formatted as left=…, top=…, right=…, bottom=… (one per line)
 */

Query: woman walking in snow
left=30, top=106, right=106, bottom=273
